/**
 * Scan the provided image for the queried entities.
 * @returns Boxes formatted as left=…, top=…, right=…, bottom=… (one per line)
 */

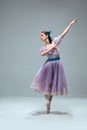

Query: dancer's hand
left=70, top=18, right=78, bottom=25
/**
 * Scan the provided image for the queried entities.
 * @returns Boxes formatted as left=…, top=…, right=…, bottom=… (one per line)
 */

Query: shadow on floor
left=31, top=111, right=72, bottom=116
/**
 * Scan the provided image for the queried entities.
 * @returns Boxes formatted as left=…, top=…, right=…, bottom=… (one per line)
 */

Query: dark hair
left=41, top=31, right=52, bottom=44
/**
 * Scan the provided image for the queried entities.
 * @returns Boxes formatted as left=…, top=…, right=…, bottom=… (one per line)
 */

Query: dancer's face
left=40, top=33, right=48, bottom=41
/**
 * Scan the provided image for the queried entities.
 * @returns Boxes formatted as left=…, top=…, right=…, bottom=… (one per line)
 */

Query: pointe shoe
left=46, top=102, right=50, bottom=114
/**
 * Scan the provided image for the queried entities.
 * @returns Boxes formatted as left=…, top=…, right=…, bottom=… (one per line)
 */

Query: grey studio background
left=0, top=0, right=87, bottom=97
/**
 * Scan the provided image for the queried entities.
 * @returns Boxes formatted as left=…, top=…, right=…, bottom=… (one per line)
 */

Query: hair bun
left=48, top=31, right=52, bottom=35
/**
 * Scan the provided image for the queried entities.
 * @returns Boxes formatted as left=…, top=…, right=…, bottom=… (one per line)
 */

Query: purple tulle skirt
left=31, top=58, right=68, bottom=95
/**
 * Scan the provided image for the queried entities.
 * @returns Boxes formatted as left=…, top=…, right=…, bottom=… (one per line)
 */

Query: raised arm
left=60, top=18, right=78, bottom=39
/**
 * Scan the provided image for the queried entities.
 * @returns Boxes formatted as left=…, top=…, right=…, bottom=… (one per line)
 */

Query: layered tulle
left=31, top=59, right=68, bottom=95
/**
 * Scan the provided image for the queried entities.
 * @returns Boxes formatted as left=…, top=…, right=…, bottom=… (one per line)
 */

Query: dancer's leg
left=44, top=95, right=53, bottom=114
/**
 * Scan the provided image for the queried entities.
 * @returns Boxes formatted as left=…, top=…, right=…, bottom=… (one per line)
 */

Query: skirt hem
left=31, top=86, right=68, bottom=96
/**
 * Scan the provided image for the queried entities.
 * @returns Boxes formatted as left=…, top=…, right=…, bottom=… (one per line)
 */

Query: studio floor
left=0, top=97, right=87, bottom=130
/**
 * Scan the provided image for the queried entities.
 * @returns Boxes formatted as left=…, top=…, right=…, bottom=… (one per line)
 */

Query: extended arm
left=60, top=18, right=78, bottom=39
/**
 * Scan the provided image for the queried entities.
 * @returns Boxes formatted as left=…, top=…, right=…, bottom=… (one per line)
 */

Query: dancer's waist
left=47, top=57, right=60, bottom=61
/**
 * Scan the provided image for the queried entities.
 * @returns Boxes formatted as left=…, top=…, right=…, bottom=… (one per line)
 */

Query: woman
left=31, top=18, right=77, bottom=113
